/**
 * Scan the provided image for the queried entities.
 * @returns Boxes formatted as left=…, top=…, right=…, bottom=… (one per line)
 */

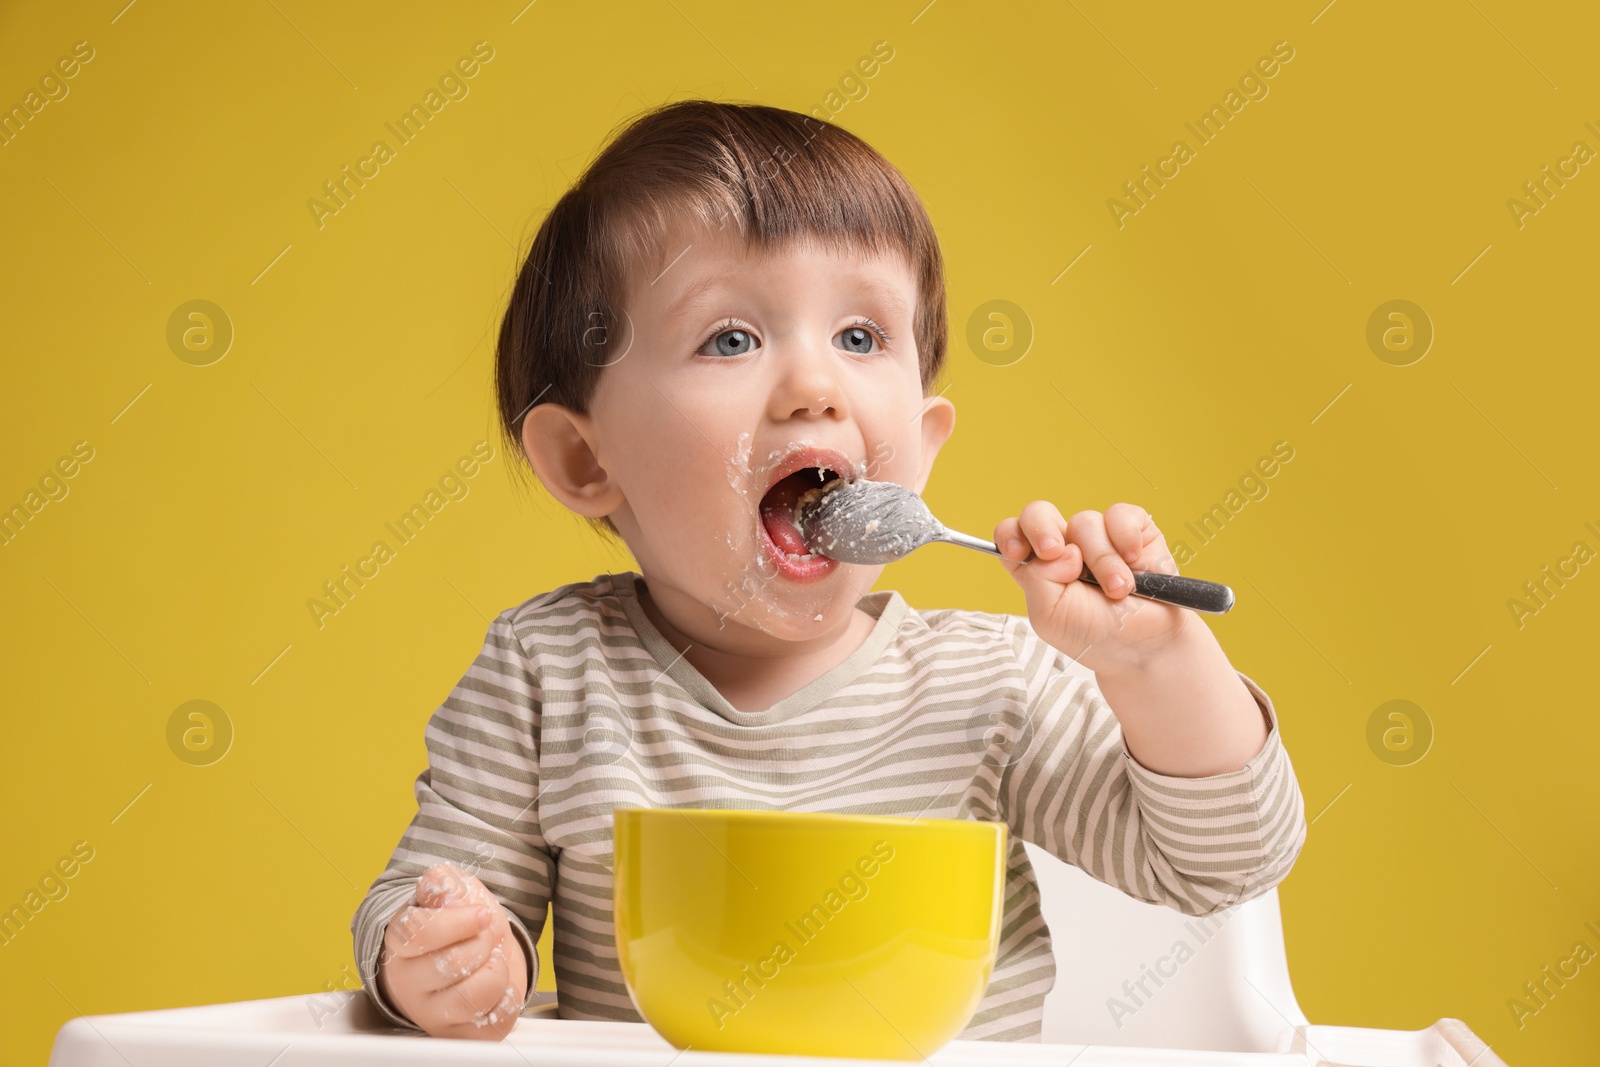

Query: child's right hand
left=376, top=862, right=528, bottom=1040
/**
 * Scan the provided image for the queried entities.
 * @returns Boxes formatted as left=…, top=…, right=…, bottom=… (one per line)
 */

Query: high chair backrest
left=1024, top=840, right=1309, bottom=1052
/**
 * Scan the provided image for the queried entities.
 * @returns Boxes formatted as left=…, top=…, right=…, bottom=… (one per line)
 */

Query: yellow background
left=2, top=1, right=1596, bottom=1064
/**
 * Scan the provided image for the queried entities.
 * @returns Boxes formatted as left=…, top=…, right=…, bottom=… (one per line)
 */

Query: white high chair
left=1024, top=839, right=1307, bottom=1050
left=1021, top=840, right=1503, bottom=1063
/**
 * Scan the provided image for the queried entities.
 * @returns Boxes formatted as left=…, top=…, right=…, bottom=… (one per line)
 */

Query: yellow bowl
left=612, top=806, right=1007, bottom=1059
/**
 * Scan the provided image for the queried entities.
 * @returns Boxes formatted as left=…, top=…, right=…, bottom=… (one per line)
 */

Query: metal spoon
left=796, top=478, right=1234, bottom=615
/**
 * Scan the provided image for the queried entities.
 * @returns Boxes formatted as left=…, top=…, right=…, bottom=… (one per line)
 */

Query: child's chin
left=756, top=610, right=845, bottom=642
left=710, top=578, right=849, bottom=637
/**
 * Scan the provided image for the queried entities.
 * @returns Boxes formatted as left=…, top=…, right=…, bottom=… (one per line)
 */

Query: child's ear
left=911, top=394, right=956, bottom=496
left=521, top=404, right=626, bottom=518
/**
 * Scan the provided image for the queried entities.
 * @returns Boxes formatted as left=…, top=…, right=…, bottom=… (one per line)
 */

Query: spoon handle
left=941, top=530, right=1235, bottom=615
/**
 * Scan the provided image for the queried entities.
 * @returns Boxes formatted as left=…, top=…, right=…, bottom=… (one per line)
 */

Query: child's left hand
left=995, top=501, right=1192, bottom=672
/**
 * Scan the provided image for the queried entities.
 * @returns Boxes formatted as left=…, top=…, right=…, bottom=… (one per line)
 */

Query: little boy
left=350, top=99, right=1306, bottom=1043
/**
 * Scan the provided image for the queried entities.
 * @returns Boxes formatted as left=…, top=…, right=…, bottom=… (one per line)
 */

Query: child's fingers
left=433, top=942, right=515, bottom=1027
left=1065, top=509, right=1134, bottom=597
left=470, top=978, right=523, bottom=1031
left=992, top=516, right=1028, bottom=561
left=446, top=979, right=522, bottom=1038
left=467, top=980, right=523, bottom=1032
left=1102, top=502, right=1155, bottom=564
left=415, top=863, right=489, bottom=909
left=385, top=902, right=493, bottom=959
left=1016, top=501, right=1070, bottom=560
left=420, top=919, right=500, bottom=993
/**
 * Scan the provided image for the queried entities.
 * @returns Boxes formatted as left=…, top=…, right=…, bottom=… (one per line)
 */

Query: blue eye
left=698, top=319, right=759, bottom=358
left=836, top=317, right=892, bottom=355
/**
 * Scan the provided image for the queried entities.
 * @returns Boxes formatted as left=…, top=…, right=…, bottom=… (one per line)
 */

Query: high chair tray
left=48, top=991, right=1506, bottom=1067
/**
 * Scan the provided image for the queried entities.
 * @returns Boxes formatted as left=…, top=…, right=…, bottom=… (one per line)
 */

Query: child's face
left=580, top=215, right=955, bottom=643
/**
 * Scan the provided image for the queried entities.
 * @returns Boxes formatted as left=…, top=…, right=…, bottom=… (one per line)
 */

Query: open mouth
left=756, top=448, right=852, bottom=577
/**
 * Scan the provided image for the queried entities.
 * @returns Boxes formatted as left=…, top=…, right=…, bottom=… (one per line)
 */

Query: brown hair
left=494, top=99, right=948, bottom=539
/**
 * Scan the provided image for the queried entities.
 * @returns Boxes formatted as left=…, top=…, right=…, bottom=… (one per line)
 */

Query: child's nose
left=770, top=342, right=847, bottom=420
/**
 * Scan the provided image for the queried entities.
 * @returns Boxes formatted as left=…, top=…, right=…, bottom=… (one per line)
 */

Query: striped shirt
left=351, top=569, right=1306, bottom=1041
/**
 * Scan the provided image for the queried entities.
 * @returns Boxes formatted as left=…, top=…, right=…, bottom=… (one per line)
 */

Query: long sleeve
left=997, top=617, right=1306, bottom=916
left=350, top=611, right=556, bottom=1028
